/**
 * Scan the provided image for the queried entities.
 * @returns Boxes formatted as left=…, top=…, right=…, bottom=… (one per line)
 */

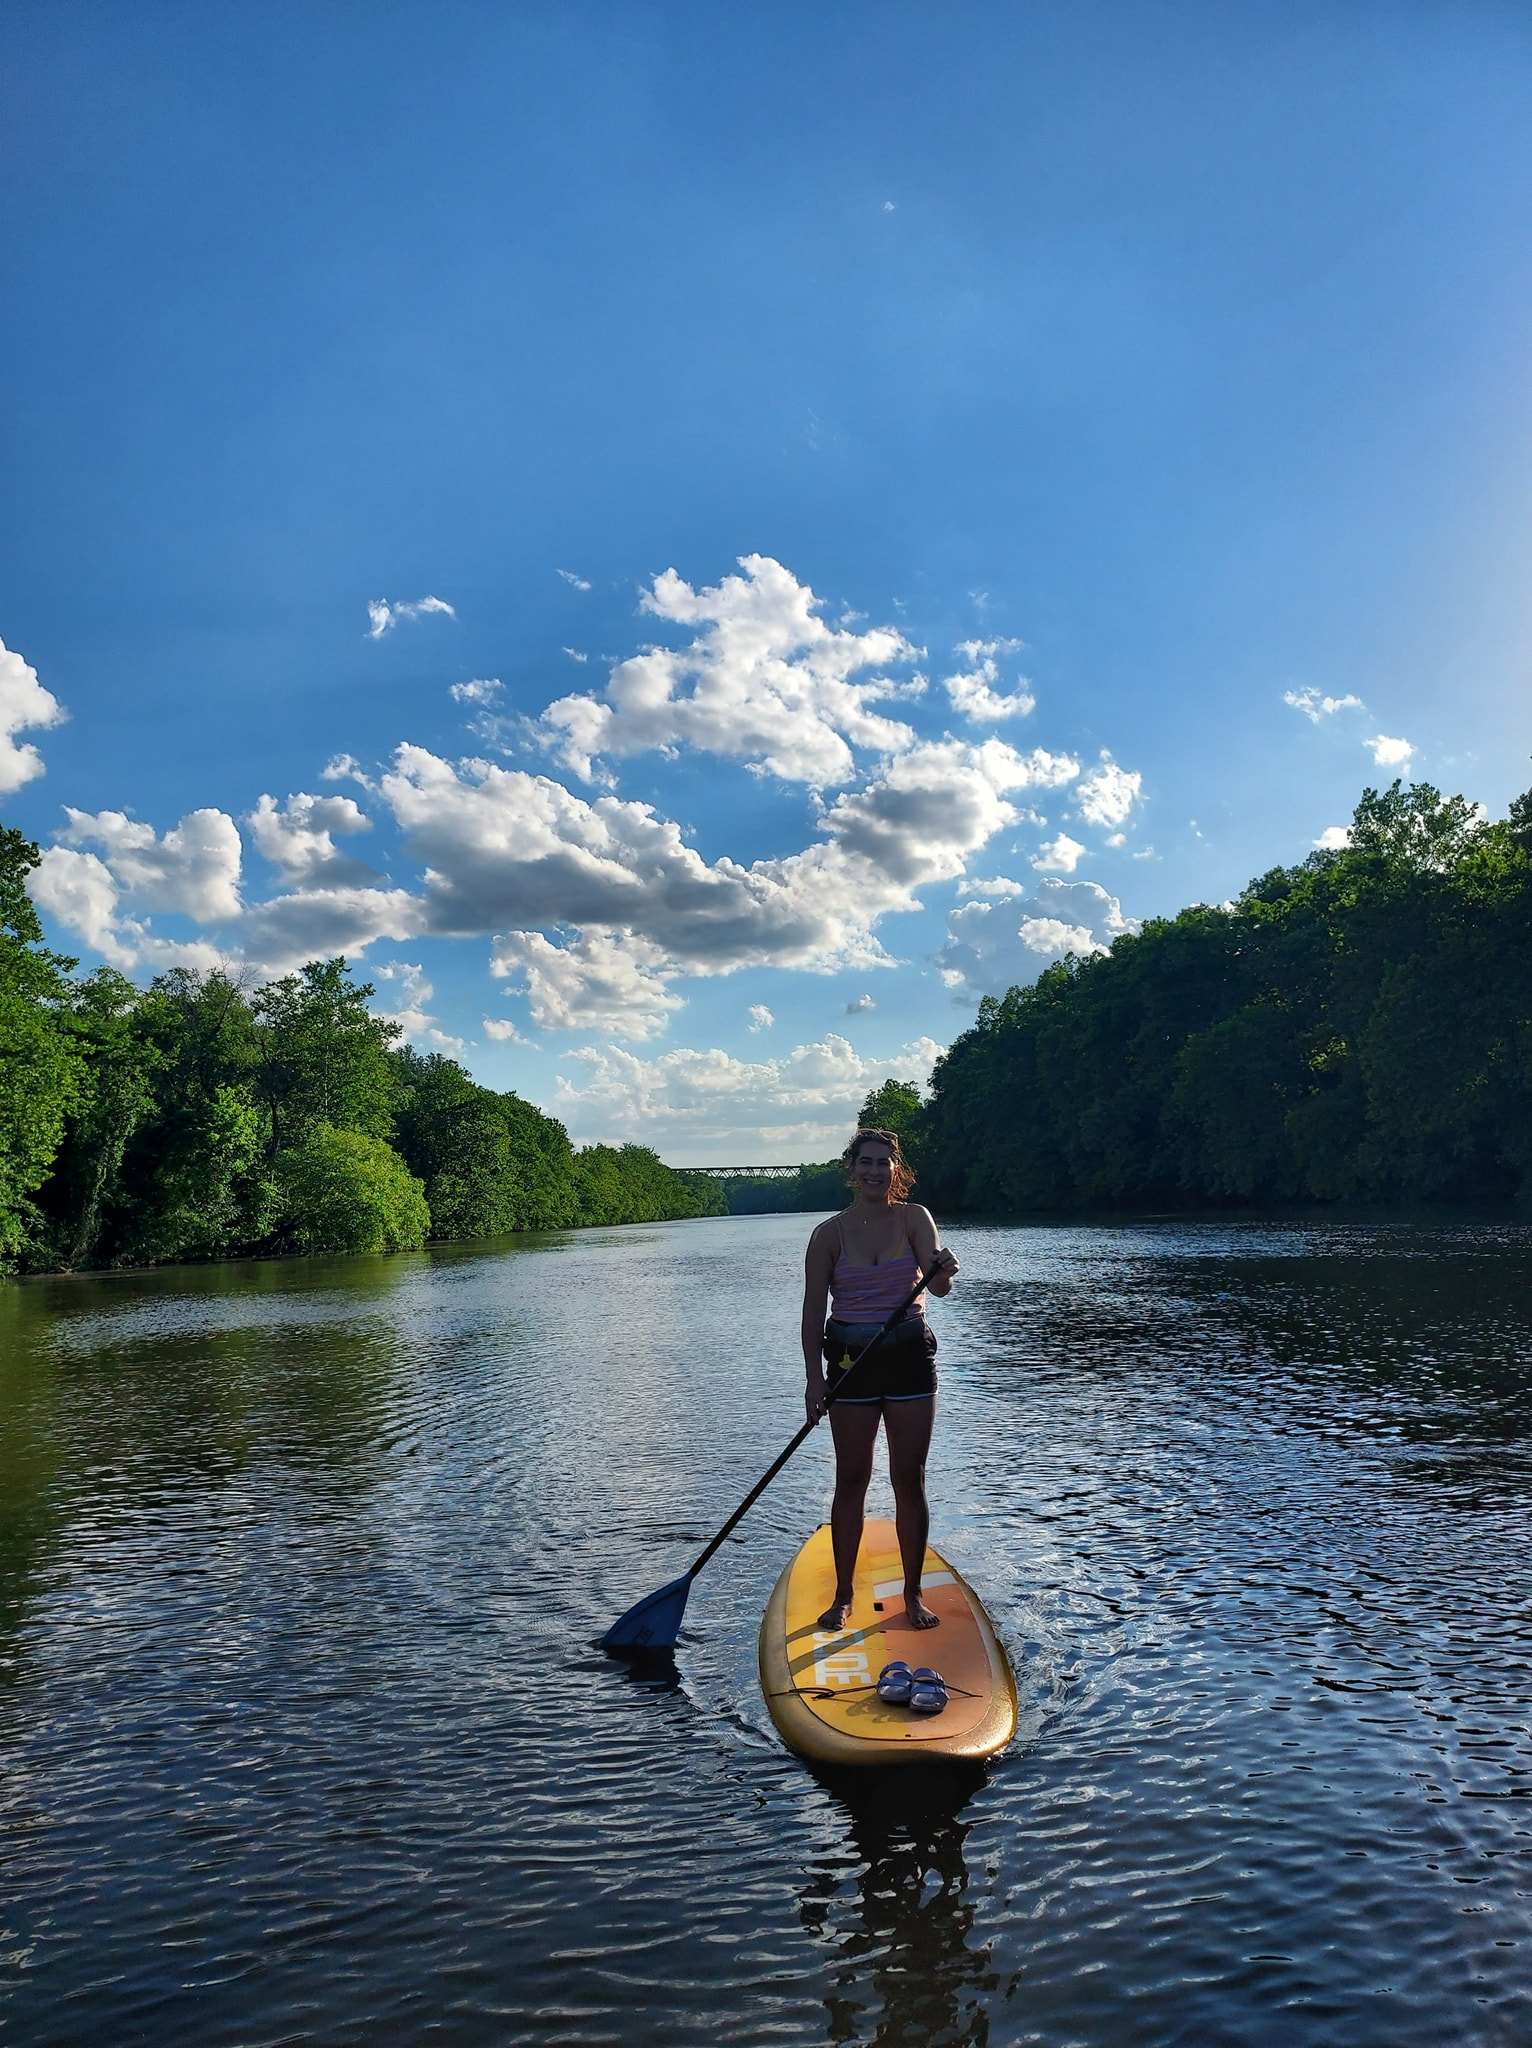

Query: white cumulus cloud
left=248, top=792, right=375, bottom=888
left=321, top=753, right=375, bottom=790
left=941, top=639, right=1035, bottom=723
left=20, top=555, right=1149, bottom=1068
left=29, top=847, right=124, bottom=960
left=555, top=1032, right=946, bottom=1158
left=558, top=569, right=592, bottom=591
left=58, top=807, right=243, bottom=921
left=35, top=720, right=1078, bottom=1005
left=489, top=927, right=684, bottom=1038
left=1314, top=825, right=1351, bottom=850
left=1367, top=734, right=1415, bottom=768
left=1032, top=832, right=1086, bottom=874
left=536, top=554, right=924, bottom=785
left=0, top=636, right=67, bottom=795
left=1285, top=688, right=1365, bottom=722
left=29, top=848, right=225, bottom=973
left=235, top=887, right=425, bottom=976
left=367, top=596, right=456, bottom=638
left=939, top=876, right=1135, bottom=996
left=1020, top=915, right=1098, bottom=953
left=36, top=791, right=424, bottom=978
left=1074, top=753, right=1142, bottom=831
left=379, top=735, right=1078, bottom=996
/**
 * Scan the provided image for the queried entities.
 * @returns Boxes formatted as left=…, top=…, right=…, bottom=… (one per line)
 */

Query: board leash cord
left=763, top=1684, right=982, bottom=1702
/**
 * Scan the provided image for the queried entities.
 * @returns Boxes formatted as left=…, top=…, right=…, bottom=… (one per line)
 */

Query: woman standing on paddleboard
left=801, top=1127, right=958, bottom=1633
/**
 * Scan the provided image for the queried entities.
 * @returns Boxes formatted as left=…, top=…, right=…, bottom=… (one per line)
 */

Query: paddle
left=601, top=1263, right=931, bottom=1654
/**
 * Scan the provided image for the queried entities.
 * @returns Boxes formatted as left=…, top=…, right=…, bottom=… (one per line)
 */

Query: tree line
left=713, top=1081, right=927, bottom=1214
left=0, top=824, right=722, bottom=1274
left=904, top=780, right=1532, bottom=1213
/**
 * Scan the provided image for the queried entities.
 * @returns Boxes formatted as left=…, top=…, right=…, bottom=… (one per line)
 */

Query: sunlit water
left=2, top=1212, right=1530, bottom=2046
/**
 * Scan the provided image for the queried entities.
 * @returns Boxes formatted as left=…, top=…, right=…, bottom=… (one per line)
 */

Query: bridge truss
left=685, top=1164, right=806, bottom=1181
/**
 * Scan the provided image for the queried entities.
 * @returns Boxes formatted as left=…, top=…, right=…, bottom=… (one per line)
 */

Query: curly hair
left=841, top=1126, right=916, bottom=1201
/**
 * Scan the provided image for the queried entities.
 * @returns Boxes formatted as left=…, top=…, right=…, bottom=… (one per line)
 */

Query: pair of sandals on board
left=876, top=1660, right=947, bottom=1714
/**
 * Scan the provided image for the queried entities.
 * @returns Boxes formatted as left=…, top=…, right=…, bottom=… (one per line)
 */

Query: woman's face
left=853, top=1144, right=894, bottom=1200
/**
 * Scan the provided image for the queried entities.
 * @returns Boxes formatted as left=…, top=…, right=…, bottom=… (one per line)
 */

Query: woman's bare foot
left=905, top=1592, right=940, bottom=1629
left=818, top=1594, right=854, bottom=1630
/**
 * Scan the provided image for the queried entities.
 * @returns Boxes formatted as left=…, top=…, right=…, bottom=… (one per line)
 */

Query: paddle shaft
left=684, top=1265, right=930, bottom=1579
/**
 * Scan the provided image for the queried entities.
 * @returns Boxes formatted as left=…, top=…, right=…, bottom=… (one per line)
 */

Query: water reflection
left=0, top=1347, right=61, bottom=1649
left=5, top=1214, right=1532, bottom=2046
left=801, top=1765, right=993, bottom=2048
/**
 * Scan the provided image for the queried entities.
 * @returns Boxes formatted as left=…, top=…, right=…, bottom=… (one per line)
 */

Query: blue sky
left=3, top=2, right=1531, bottom=1160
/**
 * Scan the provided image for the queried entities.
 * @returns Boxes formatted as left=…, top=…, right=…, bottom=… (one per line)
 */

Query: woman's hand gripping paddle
left=601, top=1265, right=930, bottom=1654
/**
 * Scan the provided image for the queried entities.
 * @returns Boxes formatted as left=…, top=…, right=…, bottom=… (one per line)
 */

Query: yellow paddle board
left=758, top=1517, right=1017, bottom=1765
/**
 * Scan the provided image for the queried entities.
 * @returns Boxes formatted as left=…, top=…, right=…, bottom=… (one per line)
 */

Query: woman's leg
left=884, top=1395, right=938, bottom=1628
left=819, top=1403, right=882, bottom=1628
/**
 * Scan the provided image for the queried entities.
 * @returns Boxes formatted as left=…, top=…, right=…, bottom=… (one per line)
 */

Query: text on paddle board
left=812, top=1630, right=873, bottom=1690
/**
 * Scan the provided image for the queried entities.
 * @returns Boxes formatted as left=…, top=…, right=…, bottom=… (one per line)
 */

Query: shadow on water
left=800, top=1764, right=994, bottom=2048
left=603, top=1645, right=685, bottom=1691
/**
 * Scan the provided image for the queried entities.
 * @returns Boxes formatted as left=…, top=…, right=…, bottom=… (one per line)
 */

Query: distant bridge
left=685, top=1164, right=807, bottom=1181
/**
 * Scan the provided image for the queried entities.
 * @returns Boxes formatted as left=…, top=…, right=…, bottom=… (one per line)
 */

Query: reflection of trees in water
left=800, top=1765, right=996, bottom=2048
left=0, top=1340, right=62, bottom=1658
left=0, top=1254, right=422, bottom=1676
left=1172, top=1242, right=1532, bottom=1459
left=972, top=1229, right=1532, bottom=1464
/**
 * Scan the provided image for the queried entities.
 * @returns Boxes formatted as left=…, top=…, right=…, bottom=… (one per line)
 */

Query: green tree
left=1348, top=779, right=1485, bottom=875
left=722, top=1160, right=843, bottom=1213
left=257, top=958, right=402, bottom=1147
left=858, top=1077, right=925, bottom=1165
left=0, top=825, right=85, bottom=1266
left=498, top=1092, right=585, bottom=1228
left=114, top=969, right=275, bottom=1264
left=275, top=1125, right=430, bottom=1254
left=392, top=1048, right=586, bottom=1237
left=393, top=1050, right=516, bottom=1238
left=919, top=779, right=1532, bottom=1215
left=573, top=1143, right=726, bottom=1224
left=30, top=970, right=166, bottom=1270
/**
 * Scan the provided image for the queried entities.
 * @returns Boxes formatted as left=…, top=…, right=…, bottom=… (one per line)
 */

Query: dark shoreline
left=4, top=1207, right=729, bottom=1286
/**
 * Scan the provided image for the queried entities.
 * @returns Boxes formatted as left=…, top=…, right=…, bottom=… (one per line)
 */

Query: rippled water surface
left=3, top=1213, right=1531, bottom=2046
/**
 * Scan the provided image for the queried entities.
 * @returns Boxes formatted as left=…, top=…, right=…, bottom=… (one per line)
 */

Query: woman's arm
left=801, top=1221, right=837, bottom=1421
left=906, top=1204, right=959, bottom=1296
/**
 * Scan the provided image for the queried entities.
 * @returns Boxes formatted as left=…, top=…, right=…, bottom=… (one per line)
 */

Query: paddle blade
left=601, top=1571, right=694, bottom=1654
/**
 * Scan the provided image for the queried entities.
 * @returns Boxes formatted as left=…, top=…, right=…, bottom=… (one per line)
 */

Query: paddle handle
left=684, top=1264, right=930, bottom=1580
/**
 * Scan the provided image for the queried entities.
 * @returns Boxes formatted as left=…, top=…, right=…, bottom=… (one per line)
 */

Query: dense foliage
left=857, top=1078, right=924, bottom=1163
left=723, top=1162, right=845, bottom=1214
left=0, top=838, right=723, bottom=1273
left=0, top=828, right=86, bottom=1262
left=918, top=781, right=1532, bottom=1213
left=277, top=1125, right=433, bottom=1255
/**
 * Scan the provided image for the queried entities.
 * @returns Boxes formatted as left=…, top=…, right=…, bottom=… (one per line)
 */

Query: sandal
left=908, top=1667, right=948, bottom=1715
left=875, top=1660, right=913, bottom=1704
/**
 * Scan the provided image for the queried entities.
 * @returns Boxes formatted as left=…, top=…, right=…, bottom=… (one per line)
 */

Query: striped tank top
left=830, top=1235, right=925, bottom=1321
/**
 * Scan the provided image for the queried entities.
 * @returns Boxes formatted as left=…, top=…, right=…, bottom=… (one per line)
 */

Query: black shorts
left=824, top=1316, right=938, bottom=1404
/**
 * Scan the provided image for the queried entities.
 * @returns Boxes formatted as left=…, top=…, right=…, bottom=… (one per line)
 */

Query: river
left=1, top=1211, right=1529, bottom=2046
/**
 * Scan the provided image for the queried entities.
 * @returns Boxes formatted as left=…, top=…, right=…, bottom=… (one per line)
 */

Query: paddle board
left=758, top=1517, right=1016, bottom=1765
